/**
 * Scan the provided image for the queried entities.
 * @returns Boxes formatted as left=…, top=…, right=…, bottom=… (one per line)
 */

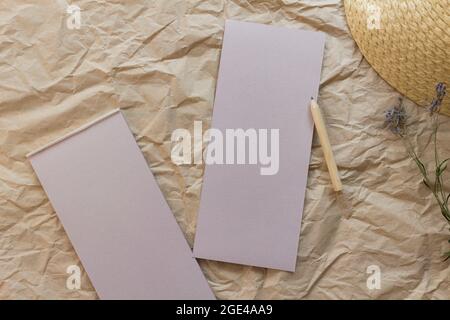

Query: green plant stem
left=433, top=116, right=445, bottom=202
left=403, top=132, right=450, bottom=223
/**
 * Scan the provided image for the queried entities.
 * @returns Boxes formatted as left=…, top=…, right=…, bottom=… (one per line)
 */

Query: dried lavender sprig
left=384, top=98, right=407, bottom=136
left=428, top=82, right=447, bottom=114
left=385, top=83, right=450, bottom=260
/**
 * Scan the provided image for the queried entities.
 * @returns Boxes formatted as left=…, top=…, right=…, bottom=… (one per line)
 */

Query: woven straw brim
left=344, top=0, right=450, bottom=115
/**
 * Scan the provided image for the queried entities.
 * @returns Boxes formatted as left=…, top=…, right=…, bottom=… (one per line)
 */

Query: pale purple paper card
left=28, top=110, right=214, bottom=300
left=193, top=20, right=325, bottom=272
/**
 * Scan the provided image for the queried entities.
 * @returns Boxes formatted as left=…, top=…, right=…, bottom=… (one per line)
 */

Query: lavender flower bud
left=428, top=82, right=447, bottom=114
left=385, top=98, right=406, bottom=136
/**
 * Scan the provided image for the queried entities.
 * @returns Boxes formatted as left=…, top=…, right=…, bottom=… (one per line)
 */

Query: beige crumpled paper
left=0, top=0, right=448, bottom=299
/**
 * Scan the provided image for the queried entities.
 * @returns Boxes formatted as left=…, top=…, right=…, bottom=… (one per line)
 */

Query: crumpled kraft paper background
left=0, top=0, right=449, bottom=299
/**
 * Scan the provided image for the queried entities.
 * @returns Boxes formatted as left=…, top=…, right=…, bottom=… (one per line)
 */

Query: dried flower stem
left=385, top=83, right=450, bottom=260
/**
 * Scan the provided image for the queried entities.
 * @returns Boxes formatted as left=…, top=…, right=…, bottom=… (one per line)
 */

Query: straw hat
left=344, top=0, right=450, bottom=115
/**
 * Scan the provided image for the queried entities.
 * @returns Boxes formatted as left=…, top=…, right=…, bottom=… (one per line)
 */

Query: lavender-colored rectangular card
left=193, top=20, right=325, bottom=272
left=28, top=110, right=214, bottom=299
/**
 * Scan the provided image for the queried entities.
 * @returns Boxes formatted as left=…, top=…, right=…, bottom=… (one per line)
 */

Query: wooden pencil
left=310, top=98, right=343, bottom=192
